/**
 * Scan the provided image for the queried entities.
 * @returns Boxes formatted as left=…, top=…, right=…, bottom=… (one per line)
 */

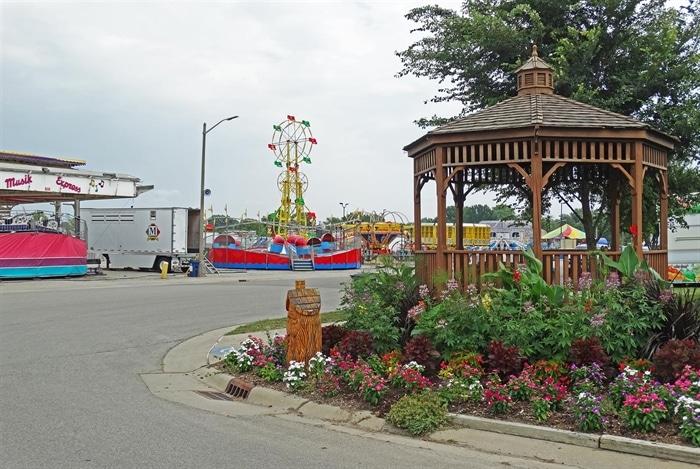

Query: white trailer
left=80, top=207, right=202, bottom=271
left=668, top=212, right=700, bottom=265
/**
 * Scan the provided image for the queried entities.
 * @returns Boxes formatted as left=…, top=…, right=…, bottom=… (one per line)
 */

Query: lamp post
left=339, top=202, right=349, bottom=220
left=198, top=115, right=238, bottom=277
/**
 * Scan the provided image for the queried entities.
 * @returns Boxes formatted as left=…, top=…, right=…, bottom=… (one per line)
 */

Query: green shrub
left=386, top=390, right=449, bottom=435
left=341, top=256, right=419, bottom=351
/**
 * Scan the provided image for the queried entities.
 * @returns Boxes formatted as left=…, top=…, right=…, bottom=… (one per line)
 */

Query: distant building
left=479, top=220, right=540, bottom=246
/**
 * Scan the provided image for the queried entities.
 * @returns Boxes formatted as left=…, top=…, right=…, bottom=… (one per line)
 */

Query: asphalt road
left=0, top=269, right=567, bottom=469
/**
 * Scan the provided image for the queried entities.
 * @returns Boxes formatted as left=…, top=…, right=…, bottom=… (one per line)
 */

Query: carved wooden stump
left=286, top=280, right=321, bottom=366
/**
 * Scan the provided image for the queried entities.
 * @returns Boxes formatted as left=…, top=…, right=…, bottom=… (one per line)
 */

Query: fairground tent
left=542, top=224, right=586, bottom=240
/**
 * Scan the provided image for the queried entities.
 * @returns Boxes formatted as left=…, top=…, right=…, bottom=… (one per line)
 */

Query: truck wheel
left=154, top=256, right=172, bottom=273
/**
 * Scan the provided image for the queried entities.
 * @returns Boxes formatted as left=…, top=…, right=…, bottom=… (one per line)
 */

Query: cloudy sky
left=2, top=0, right=474, bottom=221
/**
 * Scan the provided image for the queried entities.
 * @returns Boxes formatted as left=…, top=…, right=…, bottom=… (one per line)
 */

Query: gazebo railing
left=416, top=249, right=668, bottom=290
left=414, top=249, right=661, bottom=289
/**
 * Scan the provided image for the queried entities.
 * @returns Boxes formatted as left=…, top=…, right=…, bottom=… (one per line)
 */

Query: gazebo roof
left=404, top=45, right=677, bottom=152
left=430, top=93, right=651, bottom=134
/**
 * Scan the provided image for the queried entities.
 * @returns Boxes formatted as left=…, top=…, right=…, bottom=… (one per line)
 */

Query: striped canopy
left=542, top=224, right=586, bottom=240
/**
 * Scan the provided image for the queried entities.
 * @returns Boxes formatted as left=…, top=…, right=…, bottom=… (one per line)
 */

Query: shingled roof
left=406, top=44, right=675, bottom=145
left=429, top=93, right=650, bottom=135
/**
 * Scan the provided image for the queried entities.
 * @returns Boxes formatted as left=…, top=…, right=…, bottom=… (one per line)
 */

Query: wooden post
left=286, top=280, right=322, bottom=366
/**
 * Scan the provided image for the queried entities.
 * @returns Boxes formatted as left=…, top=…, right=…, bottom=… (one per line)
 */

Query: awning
left=542, top=224, right=586, bottom=240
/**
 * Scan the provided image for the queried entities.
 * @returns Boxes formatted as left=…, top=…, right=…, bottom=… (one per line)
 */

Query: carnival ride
left=266, top=115, right=317, bottom=237
left=207, top=115, right=362, bottom=271
left=0, top=210, right=88, bottom=278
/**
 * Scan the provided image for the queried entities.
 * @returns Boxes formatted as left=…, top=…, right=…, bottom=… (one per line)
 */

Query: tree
left=396, top=0, right=700, bottom=245
left=463, top=204, right=493, bottom=223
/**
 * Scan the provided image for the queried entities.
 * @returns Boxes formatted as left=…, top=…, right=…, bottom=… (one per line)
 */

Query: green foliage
left=440, top=203, right=516, bottom=223
left=412, top=283, right=492, bottom=357
left=386, top=391, right=449, bottom=435
left=600, top=245, right=656, bottom=280
left=342, top=300, right=398, bottom=355
left=341, top=258, right=419, bottom=352
left=484, top=248, right=567, bottom=308
left=594, top=277, right=667, bottom=363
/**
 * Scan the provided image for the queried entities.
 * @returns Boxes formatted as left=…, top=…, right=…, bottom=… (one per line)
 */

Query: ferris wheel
left=267, top=115, right=317, bottom=236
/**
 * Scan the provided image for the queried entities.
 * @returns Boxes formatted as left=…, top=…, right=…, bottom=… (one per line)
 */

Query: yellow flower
left=482, top=294, right=493, bottom=311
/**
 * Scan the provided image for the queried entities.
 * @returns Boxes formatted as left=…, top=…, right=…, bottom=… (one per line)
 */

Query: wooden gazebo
left=404, top=46, right=677, bottom=288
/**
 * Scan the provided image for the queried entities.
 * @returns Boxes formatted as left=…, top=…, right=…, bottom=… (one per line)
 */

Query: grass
left=226, top=310, right=348, bottom=335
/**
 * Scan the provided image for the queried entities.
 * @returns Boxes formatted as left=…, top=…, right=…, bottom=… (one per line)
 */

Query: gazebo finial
left=532, top=44, right=538, bottom=57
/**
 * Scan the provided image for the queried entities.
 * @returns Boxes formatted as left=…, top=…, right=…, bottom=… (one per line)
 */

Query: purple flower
left=659, top=289, right=673, bottom=303
left=418, top=284, right=430, bottom=300
left=590, top=313, right=605, bottom=328
left=578, top=272, right=593, bottom=291
left=606, top=271, right=620, bottom=289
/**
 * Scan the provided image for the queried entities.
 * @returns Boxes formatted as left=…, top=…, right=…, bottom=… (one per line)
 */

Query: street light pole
left=198, top=115, right=238, bottom=277
left=339, top=202, right=349, bottom=220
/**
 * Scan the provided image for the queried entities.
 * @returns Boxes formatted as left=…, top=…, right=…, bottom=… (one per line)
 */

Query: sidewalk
left=152, top=326, right=700, bottom=468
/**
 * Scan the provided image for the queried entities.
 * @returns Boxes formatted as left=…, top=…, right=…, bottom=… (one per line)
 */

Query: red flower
left=514, top=270, right=521, bottom=282
left=629, top=224, right=638, bottom=237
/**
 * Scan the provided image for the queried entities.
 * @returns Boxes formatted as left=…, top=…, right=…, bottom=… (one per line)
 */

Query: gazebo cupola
left=515, top=45, right=554, bottom=95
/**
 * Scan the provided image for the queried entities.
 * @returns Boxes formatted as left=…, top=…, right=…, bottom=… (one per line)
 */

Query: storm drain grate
left=194, top=391, right=233, bottom=401
left=224, top=378, right=255, bottom=399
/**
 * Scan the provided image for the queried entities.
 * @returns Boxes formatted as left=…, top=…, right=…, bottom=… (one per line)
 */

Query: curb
left=448, top=415, right=700, bottom=464
left=599, top=434, right=700, bottom=465
left=200, top=370, right=388, bottom=431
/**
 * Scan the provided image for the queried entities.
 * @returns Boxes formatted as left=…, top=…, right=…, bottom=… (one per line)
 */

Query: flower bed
left=218, top=337, right=699, bottom=445
left=218, top=248, right=699, bottom=444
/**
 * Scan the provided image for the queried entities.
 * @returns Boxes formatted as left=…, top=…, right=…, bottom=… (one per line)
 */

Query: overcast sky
left=1, top=0, right=478, bottom=221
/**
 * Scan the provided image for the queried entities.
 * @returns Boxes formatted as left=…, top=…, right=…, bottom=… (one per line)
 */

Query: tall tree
left=463, top=203, right=494, bottom=222
left=396, top=0, right=700, bottom=245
